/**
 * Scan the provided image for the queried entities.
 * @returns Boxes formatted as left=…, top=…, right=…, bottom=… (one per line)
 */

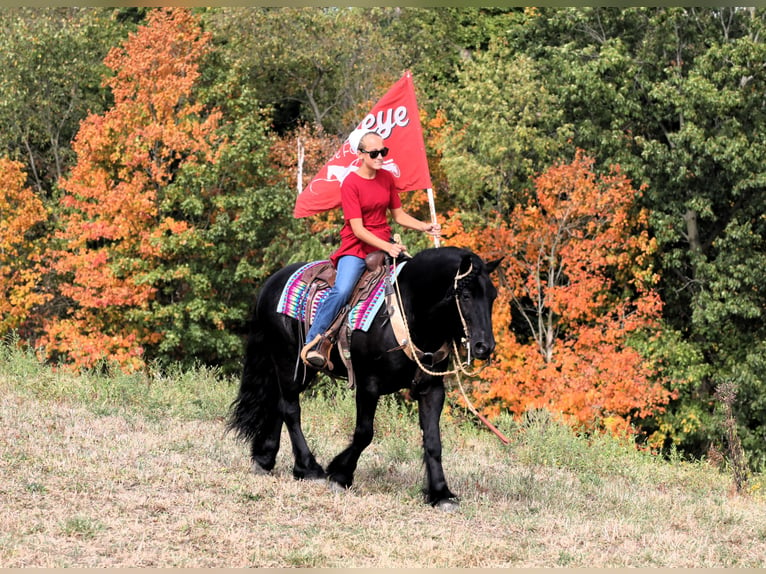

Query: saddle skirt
left=276, top=258, right=406, bottom=333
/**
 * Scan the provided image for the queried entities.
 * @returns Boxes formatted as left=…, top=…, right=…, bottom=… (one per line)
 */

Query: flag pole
left=426, top=188, right=440, bottom=248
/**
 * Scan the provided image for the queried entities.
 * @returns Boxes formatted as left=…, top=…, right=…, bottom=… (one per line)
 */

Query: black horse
left=228, top=246, right=501, bottom=509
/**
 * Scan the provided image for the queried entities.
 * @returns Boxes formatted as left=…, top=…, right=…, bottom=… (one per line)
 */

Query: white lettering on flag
left=294, top=71, right=432, bottom=218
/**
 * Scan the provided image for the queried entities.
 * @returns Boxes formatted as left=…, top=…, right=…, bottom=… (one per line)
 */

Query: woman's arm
left=349, top=218, right=406, bottom=258
left=391, top=207, right=441, bottom=235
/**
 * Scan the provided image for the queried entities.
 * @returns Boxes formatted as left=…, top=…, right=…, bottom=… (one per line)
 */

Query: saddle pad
left=276, top=260, right=406, bottom=332
left=276, top=261, right=327, bottom=322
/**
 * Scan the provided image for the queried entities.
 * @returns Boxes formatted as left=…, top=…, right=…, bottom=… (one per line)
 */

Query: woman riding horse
left=300, top=129, right=441, bottom=369
left=228, top=129, right=500, bottom=509
left=228, top=245, right=501, bottom=509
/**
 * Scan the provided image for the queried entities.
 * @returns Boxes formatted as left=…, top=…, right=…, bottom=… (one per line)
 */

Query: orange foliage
left=270, top=123, right=341, bottom=189
left=444, top=151, right=671, bottom=436
left=0, top=159, right=50, bottom=334
left=424, top=108, right=450, bottom=197
left=396, top=108, right=442, bottom=219
left=40, top=8, right=222, bottom=372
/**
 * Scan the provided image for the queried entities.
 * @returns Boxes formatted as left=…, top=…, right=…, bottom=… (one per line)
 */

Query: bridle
left=390, top=259, right=482, bottom=378
left=390, top=257, right=510, bottom=445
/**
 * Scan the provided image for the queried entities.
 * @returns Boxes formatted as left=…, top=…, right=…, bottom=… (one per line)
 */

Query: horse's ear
left=485, top=257, right=503, bottom=275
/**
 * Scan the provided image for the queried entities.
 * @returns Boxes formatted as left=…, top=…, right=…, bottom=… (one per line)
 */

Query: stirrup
left=300, top=334, right=333, bottom=370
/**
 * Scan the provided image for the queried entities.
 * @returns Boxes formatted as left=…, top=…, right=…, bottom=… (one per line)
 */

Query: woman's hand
left=386, top=241, right=408, bottom=258
left=422, top=222, right=442, bottom=237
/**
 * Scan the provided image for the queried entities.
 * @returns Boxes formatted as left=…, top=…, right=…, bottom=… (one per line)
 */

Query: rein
left=390, top=257, right=511, bottom=445
left=391, top=259, right=478, bottom=378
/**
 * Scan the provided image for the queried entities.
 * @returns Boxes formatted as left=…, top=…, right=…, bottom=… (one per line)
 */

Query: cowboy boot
left=300, top=333, right=334, bottom=370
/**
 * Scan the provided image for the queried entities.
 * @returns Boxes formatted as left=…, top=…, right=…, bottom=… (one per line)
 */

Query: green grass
left=1, top=338, right=765, bottom=567
left=0, top=335, right=236, bottom=422
left=60, top=516, right=105, bottom=539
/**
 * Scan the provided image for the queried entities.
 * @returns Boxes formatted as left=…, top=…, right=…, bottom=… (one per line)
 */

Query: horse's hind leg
left=250, top=414, right=282, bottom=474
left=246, top=354, right=325, bottom=480
left=278, top=388, right=326, bottom=480
left=274, top=355, right=325, bottom=480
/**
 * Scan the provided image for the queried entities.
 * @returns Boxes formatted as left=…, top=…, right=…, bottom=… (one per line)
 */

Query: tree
left=0, top=8, right=123, bottom=194
left=384, top=7, right=520, bottom=102
left=204, top=7, right=403, bottom=135
left=140, top=85, right=297, bottom=370
left=438, top=6, right=766, bottom=465
left=0, top=159, right=49, bottom=337
left=435, top=40, right=566, bottom=217
left=40, top=8, right=222, bottom=371
left=445, top=152, right=671, bottom=436
left=635, top=9, right=766, bottom=466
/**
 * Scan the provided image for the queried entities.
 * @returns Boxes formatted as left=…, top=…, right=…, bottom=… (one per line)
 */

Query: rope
left=392, top=261, right=474, bottom=377
left=391, top=253, right=510, bottom=444
left=453, top=365, right=511, bottom=444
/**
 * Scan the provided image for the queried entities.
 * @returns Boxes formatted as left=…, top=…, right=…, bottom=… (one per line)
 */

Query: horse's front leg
left=418, top=380, right=459, bottom=510
left=326, top=385, right=379, bottom=490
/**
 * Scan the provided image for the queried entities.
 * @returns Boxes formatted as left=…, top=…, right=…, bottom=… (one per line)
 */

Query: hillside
left=0, top=346, right=764, bottom=567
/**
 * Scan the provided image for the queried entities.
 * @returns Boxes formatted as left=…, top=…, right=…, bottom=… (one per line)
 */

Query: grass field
left=1, top=342, right=765, bottom=567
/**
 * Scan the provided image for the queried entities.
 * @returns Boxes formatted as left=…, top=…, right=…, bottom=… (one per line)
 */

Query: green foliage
left=730, top=345, right=766, bottom=472
left=632, top=10, right=766, bottom=470
left=203, top=7, right=404, bottom=134
left=140, top=86, right=297, bottom=370
left=438, top=46, right=565, bottom=215
left=384, top=8, right=520, bottom=101
left=0, top=8, right=125, bottom=194
left=41, top=8, right=224, bottom=372
left=468, top=5, right=766, bottom=471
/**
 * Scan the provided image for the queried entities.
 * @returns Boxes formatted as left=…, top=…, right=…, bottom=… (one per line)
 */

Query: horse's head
left=450, top=251, right=502, bottom=361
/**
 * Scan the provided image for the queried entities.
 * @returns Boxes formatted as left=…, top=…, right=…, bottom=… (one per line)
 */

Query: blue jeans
left=305, top=255, right=367, bottom=344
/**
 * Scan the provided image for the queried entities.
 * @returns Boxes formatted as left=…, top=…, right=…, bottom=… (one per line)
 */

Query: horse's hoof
left=328, top=480, right=348, bottom=494
left=302, top=476, right=327, bottom=484
left=434, top=499, right=460, bottom=513
left=250, top=462, right=271, bottom=476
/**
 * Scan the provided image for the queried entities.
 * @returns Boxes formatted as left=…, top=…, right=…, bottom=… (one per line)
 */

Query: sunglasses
left=359, top=147, right=389, bottom=159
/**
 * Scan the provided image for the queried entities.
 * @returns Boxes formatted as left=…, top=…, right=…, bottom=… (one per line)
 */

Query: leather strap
left=385, top=275, right=451, bottom=368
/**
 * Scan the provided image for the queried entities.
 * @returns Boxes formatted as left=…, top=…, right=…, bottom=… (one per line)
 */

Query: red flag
left=293, top=71, right=433, bottom=218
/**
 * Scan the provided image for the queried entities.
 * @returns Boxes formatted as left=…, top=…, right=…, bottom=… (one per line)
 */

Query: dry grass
left=1, top=346, right=765, bottom=567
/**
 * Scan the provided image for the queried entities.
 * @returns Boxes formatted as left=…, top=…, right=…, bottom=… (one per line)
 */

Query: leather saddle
left=299, top=251, right=390, bottom=378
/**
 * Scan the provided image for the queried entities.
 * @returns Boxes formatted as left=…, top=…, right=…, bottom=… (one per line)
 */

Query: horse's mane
left=409, top=246, right=482, bottom=294
left=399, top=247, right=486, bottom=315
left=409, top=245, right=468, bottom=268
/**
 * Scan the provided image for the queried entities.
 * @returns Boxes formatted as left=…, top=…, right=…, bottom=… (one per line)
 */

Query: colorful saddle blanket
left=277, top=260, right=406, bottom=332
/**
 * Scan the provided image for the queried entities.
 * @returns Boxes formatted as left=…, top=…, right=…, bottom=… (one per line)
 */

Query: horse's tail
left=226, top=307, right=280, bottom=445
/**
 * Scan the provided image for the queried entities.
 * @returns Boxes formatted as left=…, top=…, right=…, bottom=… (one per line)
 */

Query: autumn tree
left=265, top=122, right=345, bottom=259
left=41, top=8, right=222, bottom=371
left=0, top=159, right=49, bottom=338
left=142, top=85, right=294, bottom=370
left=445, top=152, right=671, bottom=436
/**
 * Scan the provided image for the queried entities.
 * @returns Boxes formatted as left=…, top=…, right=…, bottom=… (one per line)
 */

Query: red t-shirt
left=330, top=169, right=402, bottom=266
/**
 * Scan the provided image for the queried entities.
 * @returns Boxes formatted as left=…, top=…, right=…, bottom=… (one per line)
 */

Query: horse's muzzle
left=472, top=340, right=494, bottom=361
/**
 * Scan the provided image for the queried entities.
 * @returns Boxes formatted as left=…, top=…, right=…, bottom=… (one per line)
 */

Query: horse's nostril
left=474, top=341, right=493, bottom=359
